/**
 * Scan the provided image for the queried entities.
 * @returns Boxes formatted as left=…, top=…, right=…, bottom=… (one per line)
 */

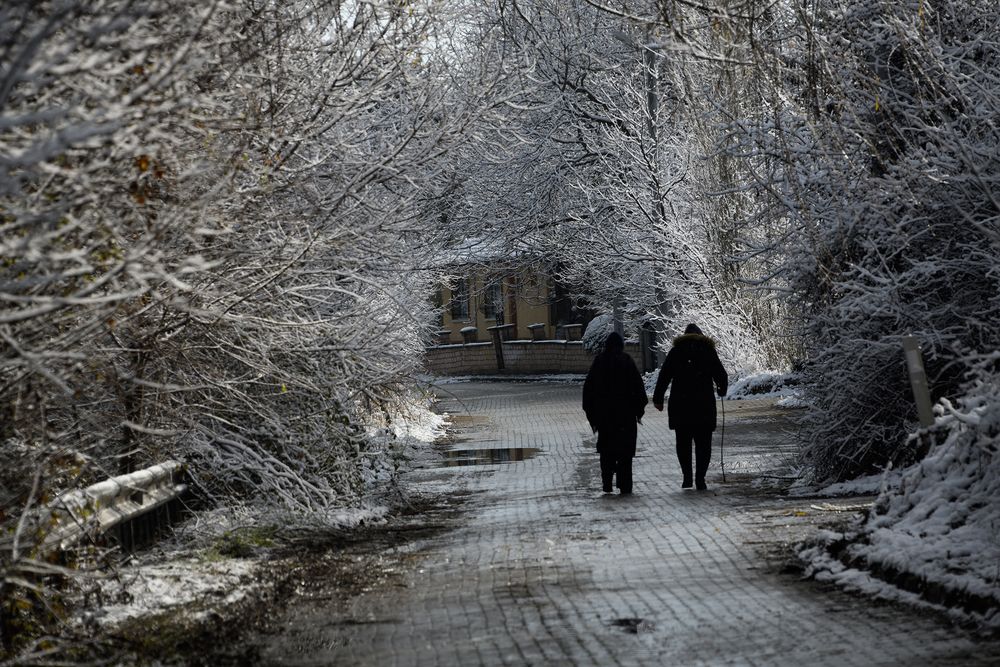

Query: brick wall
left=423, top=341, right=642, bottom=376
left=421, top=342, right=496, bottom=375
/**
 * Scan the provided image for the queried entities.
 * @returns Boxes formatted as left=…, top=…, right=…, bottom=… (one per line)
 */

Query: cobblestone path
left=259, top=381, right=1000, bottom=666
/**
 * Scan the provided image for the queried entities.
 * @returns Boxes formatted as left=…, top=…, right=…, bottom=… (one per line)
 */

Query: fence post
left=613, top=295, right=625, bottom=337
left=901, top=336, right=934, bottom=428
left=487, top=325, right=505, bottom=371
left=639, top=321, right=656, bottom=373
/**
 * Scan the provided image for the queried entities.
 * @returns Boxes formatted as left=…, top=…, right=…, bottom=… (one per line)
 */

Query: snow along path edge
left=800, top=526, right=1000, bottom=630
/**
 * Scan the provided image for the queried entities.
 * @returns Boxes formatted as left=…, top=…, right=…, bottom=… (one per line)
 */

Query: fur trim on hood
left=672, top=332, right=715, bottom=348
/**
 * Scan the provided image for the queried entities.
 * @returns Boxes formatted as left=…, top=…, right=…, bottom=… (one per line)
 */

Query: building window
left=450, top=278, right=470, bottom=320
left=483, top=281, right=503, bottom=320
left=432, top=287, right=444, bottom=327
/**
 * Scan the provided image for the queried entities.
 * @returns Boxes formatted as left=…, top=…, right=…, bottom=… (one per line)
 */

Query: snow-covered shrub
left=726, top=371, right=801, bottom=400
left=582, top=314, right=615, bottom=354
left=0, top=0, right=482, bottom=516
left=1, top=0, right=495, bottom=657
left=0, top=0, right=239, bottom=654
left=817, top=355, right=1000, bottom=626
left=722, top=0, right=1000, bottom=479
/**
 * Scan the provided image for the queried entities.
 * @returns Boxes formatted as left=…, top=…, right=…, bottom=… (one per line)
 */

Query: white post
left=901, top=336, right=934, bottom=428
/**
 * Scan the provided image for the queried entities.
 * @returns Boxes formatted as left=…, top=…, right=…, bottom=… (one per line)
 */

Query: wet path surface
left=257, top=381, right=1000, bottom=666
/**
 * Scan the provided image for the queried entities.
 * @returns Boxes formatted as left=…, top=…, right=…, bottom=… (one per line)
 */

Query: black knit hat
left=684, top=323, right=703, bottom=335
left=604, top=331, right=624, bottom=353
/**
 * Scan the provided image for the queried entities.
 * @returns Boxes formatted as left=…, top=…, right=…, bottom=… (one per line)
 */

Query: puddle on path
left=610, top=617, right=655, bottom=634
left=438, top=447, right=539, bottom=467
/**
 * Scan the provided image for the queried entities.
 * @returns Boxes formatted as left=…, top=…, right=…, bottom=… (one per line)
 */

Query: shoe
left=603, top=486, right=613, bottom=493
left=620, top=490, right=632, bottom=495
left=695, top=479, right=707, bottom=491
left=681, top=478, right=693, bottom=489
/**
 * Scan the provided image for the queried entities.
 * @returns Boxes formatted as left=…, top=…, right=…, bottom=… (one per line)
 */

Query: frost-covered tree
left=0, top=0, right=248, bottom=651
left=1, top=0, right=503, bottom=655
left=439, top=0, right=787, bottom=371
left=717, top=0, right=1000, bottom=479
left=464, top=0, right=999, bottom=482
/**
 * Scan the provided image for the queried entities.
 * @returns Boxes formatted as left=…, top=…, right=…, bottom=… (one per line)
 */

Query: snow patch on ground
left=800, top=539, right=942, bottom=614
left=78, top=556, right=258, bottom=628
left=391, top=401, right=447, bottom=446
left=70, top=394, right=448, bottom=636
left=75, top=495, right=394, bottom=629
left=789, top=469, right=903, bottom=498
left=644, top=368, right=802, bottom=403
left=726, top=370, right=802, bottom=401
left=776, top=395, right=808, bottom=408
left=801, top=362, right=1000, bottom=628
left=360, top=393, right=448, bottom=490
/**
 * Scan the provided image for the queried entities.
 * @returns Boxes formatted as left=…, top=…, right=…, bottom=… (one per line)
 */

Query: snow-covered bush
left=1, top=0, right=239, bottom=653
left=807, top=355, right=1000, bottom=626
left=1, top=0, right=498, bottom=656
left=726, top=371, right=801, bottom=401
left=582, top=314, right=615, bottom=354
left=719, top=0, right=1000, bottom=480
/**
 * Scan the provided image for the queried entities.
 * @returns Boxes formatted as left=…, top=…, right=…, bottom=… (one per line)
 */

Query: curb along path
left=259, top=381, right=1000, bottom=666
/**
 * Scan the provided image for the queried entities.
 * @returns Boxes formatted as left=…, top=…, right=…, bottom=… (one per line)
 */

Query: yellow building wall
left=439, top=275, right=482, bottom=342
left=512, top=268, right=552, bottom=339
left=437, top=265, right=554, bottom=343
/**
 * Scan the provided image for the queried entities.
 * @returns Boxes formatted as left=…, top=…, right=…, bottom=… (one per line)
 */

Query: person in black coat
left=652, top=323, right=728, bottom=490
left=583, top=332, right=649, bottom=494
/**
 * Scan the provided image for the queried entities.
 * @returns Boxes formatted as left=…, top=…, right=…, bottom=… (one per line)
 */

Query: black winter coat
left=582, top=349, right=648, bottom=457
left=652, top=333, right=728, bottom=432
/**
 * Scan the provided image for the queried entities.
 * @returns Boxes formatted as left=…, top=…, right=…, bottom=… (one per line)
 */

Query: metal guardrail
left=40, top=460, right=187, bottom=552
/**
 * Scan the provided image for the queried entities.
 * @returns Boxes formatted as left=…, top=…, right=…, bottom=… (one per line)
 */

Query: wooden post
left=639, top=321, right=656, bottom=373
left=613, top=295, right=625, bottom=337
left=487, top=325, right=505, bottom=371
left=902, top=336, right=934, bottom=428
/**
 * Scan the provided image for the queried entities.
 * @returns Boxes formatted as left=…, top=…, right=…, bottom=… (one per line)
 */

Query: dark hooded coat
left=582, top=333, right=648, bottom=457
left=653, top=332, right=728, bottom=431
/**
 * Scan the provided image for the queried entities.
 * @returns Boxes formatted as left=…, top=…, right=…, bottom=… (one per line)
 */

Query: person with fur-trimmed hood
left=583, top=332, right=648, bottom=495
left=652, top=323, right=728, bottom=490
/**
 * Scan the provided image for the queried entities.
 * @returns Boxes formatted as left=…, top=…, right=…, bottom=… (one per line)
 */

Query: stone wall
left=423, top=341, right=642, bottom=376
left=422, top=342, right=497, bottom=376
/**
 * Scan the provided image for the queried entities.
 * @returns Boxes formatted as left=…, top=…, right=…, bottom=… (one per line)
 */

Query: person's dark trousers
left=617, top=456, right=633, bottom=493
left=600, top=452, right=633, bottom=493
left=600, top=451, right=615, bottom=492
left=675, top=428, right=712, bottom=486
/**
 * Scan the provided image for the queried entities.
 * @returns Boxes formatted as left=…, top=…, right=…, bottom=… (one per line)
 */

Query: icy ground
left=65, top=372, right=1000, bottom=665
left=68, top=400, right=447, bottom=639
left=241, top=381, right=999, bottom=665
left=427, top=369, right=1000, bottom=633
